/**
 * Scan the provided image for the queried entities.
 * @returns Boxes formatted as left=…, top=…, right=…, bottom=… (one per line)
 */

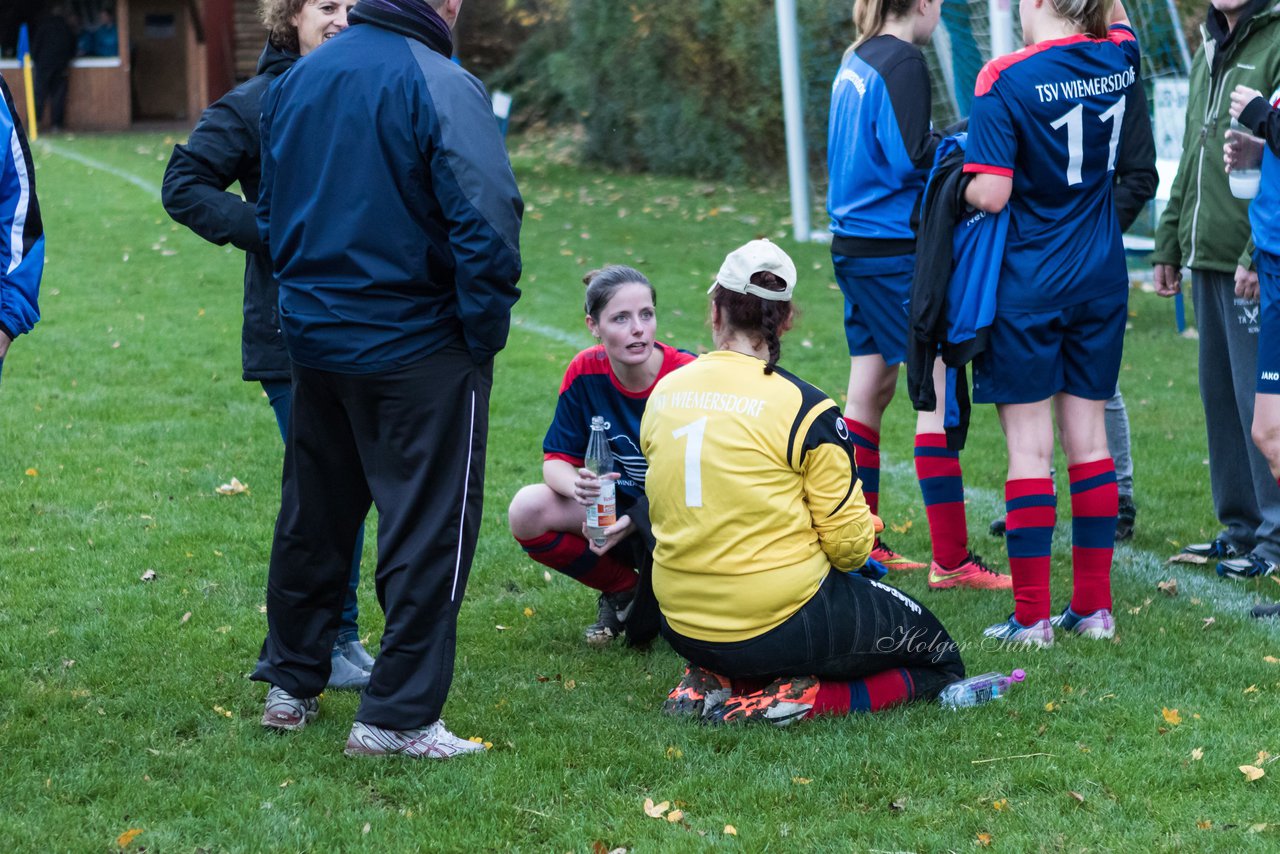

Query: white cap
left=709, top=239, right=797, bottom=302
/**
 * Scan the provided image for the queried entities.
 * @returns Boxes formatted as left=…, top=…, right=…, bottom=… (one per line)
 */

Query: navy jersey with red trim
left=543, top=343, right=695, bottom=508
left=964, top=25, right=1139, bottom=311
left=827, top=35, right=939, bottom=244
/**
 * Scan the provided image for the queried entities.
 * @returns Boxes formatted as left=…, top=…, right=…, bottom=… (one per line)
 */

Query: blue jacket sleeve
left=422, top=68, right=523, bottom=363
left=0, top=78, right=43, bottom=341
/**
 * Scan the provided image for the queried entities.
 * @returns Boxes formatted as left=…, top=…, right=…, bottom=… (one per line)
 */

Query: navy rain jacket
left=257, top=16, right=522, bottom=372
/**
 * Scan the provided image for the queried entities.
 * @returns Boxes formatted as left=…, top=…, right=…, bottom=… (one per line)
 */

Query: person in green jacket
left=1153, top=0, right=1280, bottom=580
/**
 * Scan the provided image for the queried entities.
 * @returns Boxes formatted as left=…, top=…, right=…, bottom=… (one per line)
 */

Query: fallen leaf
left=1191, top=748, right=1204, bottom=761
left=666, top=809, right=684, bottom=823
left=724, top=825, right=738, bottom=836
left=494, top=625, right=508, bottom=631
left=644, top=798, right=670, bottom=818
left=891, top=519, right=912, bottom=535
left=24, top=468, right=37, bottom=477
left=1157, top=578, right=1178, bottom=596
left=792, top=777, right=811, bottom=785
left=1197, top=820, right=1212, bottom=830
left=1068, top=791, right=1085, bottom=804
left=215, top=477, right=248, bottom=495
left=564, top=679, right=576, bottom=690
left=523, top=607, right=534, bottom=617
left=362, top=822, right=371, bottom=834
left=1203, top=617, right=1216, bottom=630
left=1265, top=656, right=1279, bottom=664
left=1258, top=750, right=1272, bottom=763
left=1044, top=702, right=1057, bottom=712
left=976, top=832, right=992, bottom=846
left=116, top=828, right=143, bottom=847
left=180, top=611, right=192, bottom=624
left=665, top=746, right=683, bottom=760
left=1245, top=685, right=1259, bottom=694
left=1240, top=765, right=1266, bottom=782
left=280, top=779, right=293, bottom=788
left=140, top=569, right=157, bottom=582
left=1251, top=823, right=1269, bottom=833
left=1162, top=708, right=1183, bottom=726
left=992, top=798, right=1008, bottom=811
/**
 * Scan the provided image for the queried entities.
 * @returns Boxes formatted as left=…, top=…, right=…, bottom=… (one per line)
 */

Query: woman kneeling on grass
left=640, top=240, right=966, bottom=725
left=508, top=267, right=694, bottom=645
left=963, top=0, right=1139, bottom=646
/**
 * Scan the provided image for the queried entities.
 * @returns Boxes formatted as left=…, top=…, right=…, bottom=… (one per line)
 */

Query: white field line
left=39, top=140, right=163, bottom=199
left=517, top=319, right=1280, bottom=637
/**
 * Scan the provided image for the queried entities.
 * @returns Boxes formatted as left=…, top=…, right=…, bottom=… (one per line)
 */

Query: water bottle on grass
left=584, top=416, right=616, bottom=546
left=939, top=669, right=1026, bottom=709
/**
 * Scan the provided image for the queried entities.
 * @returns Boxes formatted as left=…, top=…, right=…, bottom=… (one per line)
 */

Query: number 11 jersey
left=964, top=24, right=1141, bottom=312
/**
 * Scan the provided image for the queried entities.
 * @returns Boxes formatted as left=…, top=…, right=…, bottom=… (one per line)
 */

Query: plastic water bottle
left=584, top=416, right=616, bottom=546
left=1229, top=119, right=1263, bottom=200
left=938, top=669, right=1026, bottom=709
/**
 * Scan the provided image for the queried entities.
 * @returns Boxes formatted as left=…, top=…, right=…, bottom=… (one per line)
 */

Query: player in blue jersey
left=827, top=0, right=1012, bottom=590
left=1227, top=82, right=1280, bottom=586
left=508, top=266, right=695, bottom=646
left=964, top=0, right=1137, bottom=646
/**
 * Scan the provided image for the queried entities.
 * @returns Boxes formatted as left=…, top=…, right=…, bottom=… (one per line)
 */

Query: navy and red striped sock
left=1069, top=458, right=1118, bottom=614
left=845, top=417, right=881, bottom=516
left=1005, top=478, right=1056, bottom=625
left=807, top=668, right=915, bottom=717
left=914, top=432, right=969, bottom=567
left=515, top=531, right=636, bottom=593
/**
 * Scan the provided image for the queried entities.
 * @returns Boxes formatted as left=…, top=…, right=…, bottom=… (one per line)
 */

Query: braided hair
left=711, top=271, right=795, bottom=375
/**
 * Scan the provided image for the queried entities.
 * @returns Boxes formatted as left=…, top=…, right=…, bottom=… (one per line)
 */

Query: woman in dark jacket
left=162, top=0, right=370, bottom=689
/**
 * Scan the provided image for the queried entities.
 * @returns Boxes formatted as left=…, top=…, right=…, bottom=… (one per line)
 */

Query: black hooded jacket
left=162, top=43, right=298, bottom=381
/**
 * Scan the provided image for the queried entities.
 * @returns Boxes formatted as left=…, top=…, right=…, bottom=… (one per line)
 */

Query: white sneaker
left=261, top=685, right=318, bottom=731
left=344, top=719, right=486, bottom=759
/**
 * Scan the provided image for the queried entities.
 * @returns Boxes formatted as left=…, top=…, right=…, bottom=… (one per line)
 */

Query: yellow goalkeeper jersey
left=640, top=350, right=875, bottom=642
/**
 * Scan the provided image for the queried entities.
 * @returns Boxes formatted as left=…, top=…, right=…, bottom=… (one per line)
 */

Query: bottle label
left=587, top=479, right=617, bottom=529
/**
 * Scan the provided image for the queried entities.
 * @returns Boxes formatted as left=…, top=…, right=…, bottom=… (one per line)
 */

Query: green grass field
left=1, top=132, right=1278, bottom=851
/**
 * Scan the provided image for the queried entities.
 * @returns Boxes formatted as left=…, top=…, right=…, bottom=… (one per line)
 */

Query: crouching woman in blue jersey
left=508, top=267, right=694, bottom=646
left=640, top=240, right=965, bottom=725
left=963, top=0, right=1138, bottom=646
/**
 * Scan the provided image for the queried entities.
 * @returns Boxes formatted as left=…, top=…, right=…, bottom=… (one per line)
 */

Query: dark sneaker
left=584, top=587, right=636, bottom=648
left=1170, top=537, right=1243, bottom=565
left=1252, top=603, right=1280, bottom=618
left=261, top=686, right=318, bottom=732
left=1217, top=553, right=1278, bottom=580
left=336, top=637, right=376, bottom=671
left=344, top=720, right=485, bottom=759
left=712, top=675, right=819, bottom=726
left=663, top=663, right=732, bottom=719
left=327, top=650, right=371, bottom=691
left=1115, top=495, right=1137, bottom=542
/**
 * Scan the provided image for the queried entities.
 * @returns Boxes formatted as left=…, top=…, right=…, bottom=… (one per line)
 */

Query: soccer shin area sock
left=914, top=432, right=969, bottom=567
left=809, top=668, right=915, bottom=717
left=1068, top=458, right=1118, bottom=614
left=515, top=531, right=636, bottom=593
left=1005, top=478, right=1056, bottom=625
left=845, top=417, right=880, bottom=516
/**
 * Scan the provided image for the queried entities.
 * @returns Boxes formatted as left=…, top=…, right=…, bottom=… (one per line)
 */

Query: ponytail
left=853, top=0, right=917, bottom=47
left=1047, top=0, right=1109, bottom=37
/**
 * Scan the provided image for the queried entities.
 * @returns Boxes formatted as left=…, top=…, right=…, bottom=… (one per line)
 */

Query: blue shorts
left=1257, top=251, right=1280, bottom=395
left=972, top=291, right=1128, bottom=404
left=832, top=252, right=914, bottom=365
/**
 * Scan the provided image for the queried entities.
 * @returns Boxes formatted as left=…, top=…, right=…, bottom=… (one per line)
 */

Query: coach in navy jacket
left=251, top=0, right=523, bottom=757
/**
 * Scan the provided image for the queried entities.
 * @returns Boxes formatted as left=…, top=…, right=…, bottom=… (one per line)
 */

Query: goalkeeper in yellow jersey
left=641, top=239, right=966, bottom=725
